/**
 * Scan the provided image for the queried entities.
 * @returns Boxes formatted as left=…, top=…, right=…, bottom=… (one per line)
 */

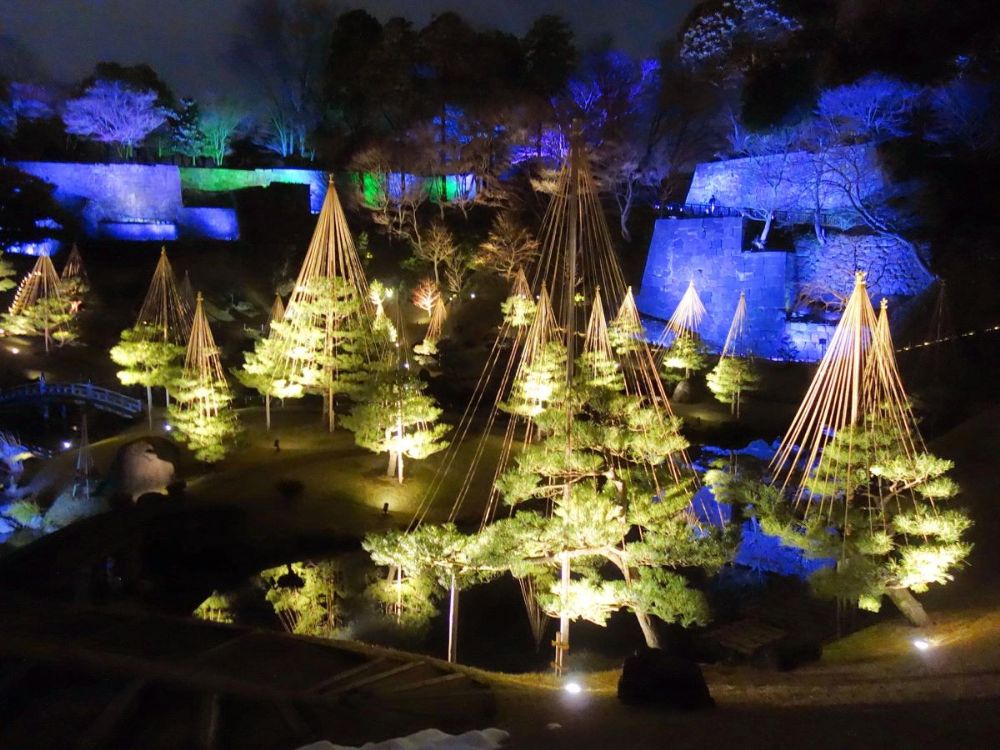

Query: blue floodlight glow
left=4, top=239, right=61, bottom=257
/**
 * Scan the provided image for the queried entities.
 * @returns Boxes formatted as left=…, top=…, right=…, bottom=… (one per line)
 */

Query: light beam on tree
left=4, top=252, right=73, bottom=352
left=707, top=292, right=758, bottom=417
left=268, top=177, right=378, bottom=431
left=766, top=272, right=969, bottom=624
left=168, top=293, right=238, bottom=462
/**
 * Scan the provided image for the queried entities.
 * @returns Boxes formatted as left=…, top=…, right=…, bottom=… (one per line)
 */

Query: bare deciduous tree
left=475, top=212, right=540, bottom=279
left=62, top=80, right=167, bottom=159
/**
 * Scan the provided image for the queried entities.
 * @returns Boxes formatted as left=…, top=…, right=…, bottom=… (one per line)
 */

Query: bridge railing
left=0, top=382, right=144, bottom=415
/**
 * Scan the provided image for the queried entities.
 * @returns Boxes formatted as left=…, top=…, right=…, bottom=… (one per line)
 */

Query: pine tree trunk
left=447, top=570, right=459, bottom=663
left=147, top=385, right=153, bottom=431
left=265, top=393, right=271, bottom=432
left=635, top=610, right=663, bottom=649
left=396, top=416, right=405, bottom=483
left=386, top=451, right=396, bottom=477
left=555, top=555, right=571, bottom=675
left=327, top=386, right=335, bottom=432
left=887, top=587, right=930, bottom=627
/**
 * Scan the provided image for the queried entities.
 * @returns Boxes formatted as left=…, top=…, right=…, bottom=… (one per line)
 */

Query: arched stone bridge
left=0, top=381, right=143, bottom=418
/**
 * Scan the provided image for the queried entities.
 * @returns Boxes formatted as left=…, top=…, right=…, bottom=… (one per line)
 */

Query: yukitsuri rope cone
left=399, top=135, right=702, bottom=673
left=60, top=244, right=88, bottom=283
left=707, top=291, right=758, bottom=417
left=168, top=293, right=238, bottom=462
left=6, top=252, right=70, bottom=352
left=267, top=177, right=378, bottom=431
left=768, top=272, right=969, bottom=626
left=137, top=247, right=193, bottom=345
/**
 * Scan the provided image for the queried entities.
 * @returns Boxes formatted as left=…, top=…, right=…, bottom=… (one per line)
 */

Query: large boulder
left=617, top=647, right=715, bottom=710
left=672, top=379, right=693, bottom=403
left=114, top=440, right=176, bottom=500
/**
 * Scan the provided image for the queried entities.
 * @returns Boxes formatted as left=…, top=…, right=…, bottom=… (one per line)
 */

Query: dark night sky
left=0, top=0, right=697, bottom=97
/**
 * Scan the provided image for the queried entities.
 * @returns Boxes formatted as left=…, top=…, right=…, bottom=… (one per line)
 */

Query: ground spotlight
left=563, top=680, right=582, bottom=695
left=912, top=638, right=932, bottom=652
left=61, top=440, right=72, bottom=450
left=164, top=423, right=173, bottom=432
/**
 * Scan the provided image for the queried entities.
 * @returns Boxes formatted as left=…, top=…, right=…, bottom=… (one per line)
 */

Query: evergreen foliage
left=258, top=561, right=345, bottom=638
left=343, top=361, right=450, bottom=482
left=0, top=250, right=15, bottom=292
left=2, top=293, right=77, bottom=346
left=269, top=276, right=369, bottom=415
left=709, top=416, right=971, bottom=618
left=661, top=333, right=708, bottom=382
left=167, top=296, right=238, bottom=462
left=193, top=591, right=235, bottom=623
left=707, top=356, right=759, bottom=413
left=168, top=376, right=238, bottom=462
left=110, top=323, right=185, bottom=414
left=485, top=344, right=728, bottom=635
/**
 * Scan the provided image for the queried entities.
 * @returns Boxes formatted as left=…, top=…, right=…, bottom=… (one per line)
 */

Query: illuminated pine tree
left=343, top=351, right=450, bottom=483
left=707, top=293, right=758, bottom=416
left=762, top=275, right=971, bottom=625
left=488, top=291, right=723, bottom=651
left=0, top=249, right=15, bottom=292
left=500, top=268, right=536, bottom=329
left=235, top=332, right=288, bottom=432
left=110, top=324, right=185, bottom=428
left=660, top=280, right=708, bottom=382
left=2, top=253, right=76, bottom=351
left=234, top=292, right=289, bottom=431
left=111, top=247, right=191, bottom=426
left=270, top=276, right=369, bottom=428
left=269, top=178, right=378, bottom=431
left=364, top=524, right=502, bottom=662
left=168, top=293, right=238, bottom=462
left=59, top=243, right=89, bottom=314
left=367, top=137, right=714, bottom=670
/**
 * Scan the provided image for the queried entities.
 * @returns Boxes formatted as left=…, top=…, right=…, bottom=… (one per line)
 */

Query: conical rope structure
left=707, top=291, right=758, bottom=417
left=267, top=177, right=379, bottom=431
left=168, top=293, right=237, bottom=462
left=721, top=292, right=750, bottom=359
left=765, top=272, right=968, bottom=624
left=137, top=247, right=193, bottom=345
left=8, top=253, right=61, bottom=316
left=6, top=253, right=69, bottom=352
left=770, top=272, right=908, bottom=514
left=60, top=244, right=88, bottom=284
left=400, top=136, right=700, bottom=673
left=663, top=279, right=707, bottom=343
left=425, top=294, right=447, bottom=344
left=268, top=293, right=285, bottom=329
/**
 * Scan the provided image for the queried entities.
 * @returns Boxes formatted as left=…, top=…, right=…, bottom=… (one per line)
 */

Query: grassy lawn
left=183, top=403, right=505, bottom=539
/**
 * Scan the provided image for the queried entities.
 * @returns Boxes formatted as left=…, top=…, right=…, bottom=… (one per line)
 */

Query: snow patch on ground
left=297, top=727, right=510, bottom=750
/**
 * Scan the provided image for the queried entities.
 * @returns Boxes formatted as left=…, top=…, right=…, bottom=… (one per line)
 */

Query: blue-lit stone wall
left=14, top=162, right=184, bottom=238
left=685, top=144, right=885, bottom=217
left=636, top=215, right=935, bottom=361
left=635, top=217, right=793, bottom=358
left=13, top=161, right=233, bottom=242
